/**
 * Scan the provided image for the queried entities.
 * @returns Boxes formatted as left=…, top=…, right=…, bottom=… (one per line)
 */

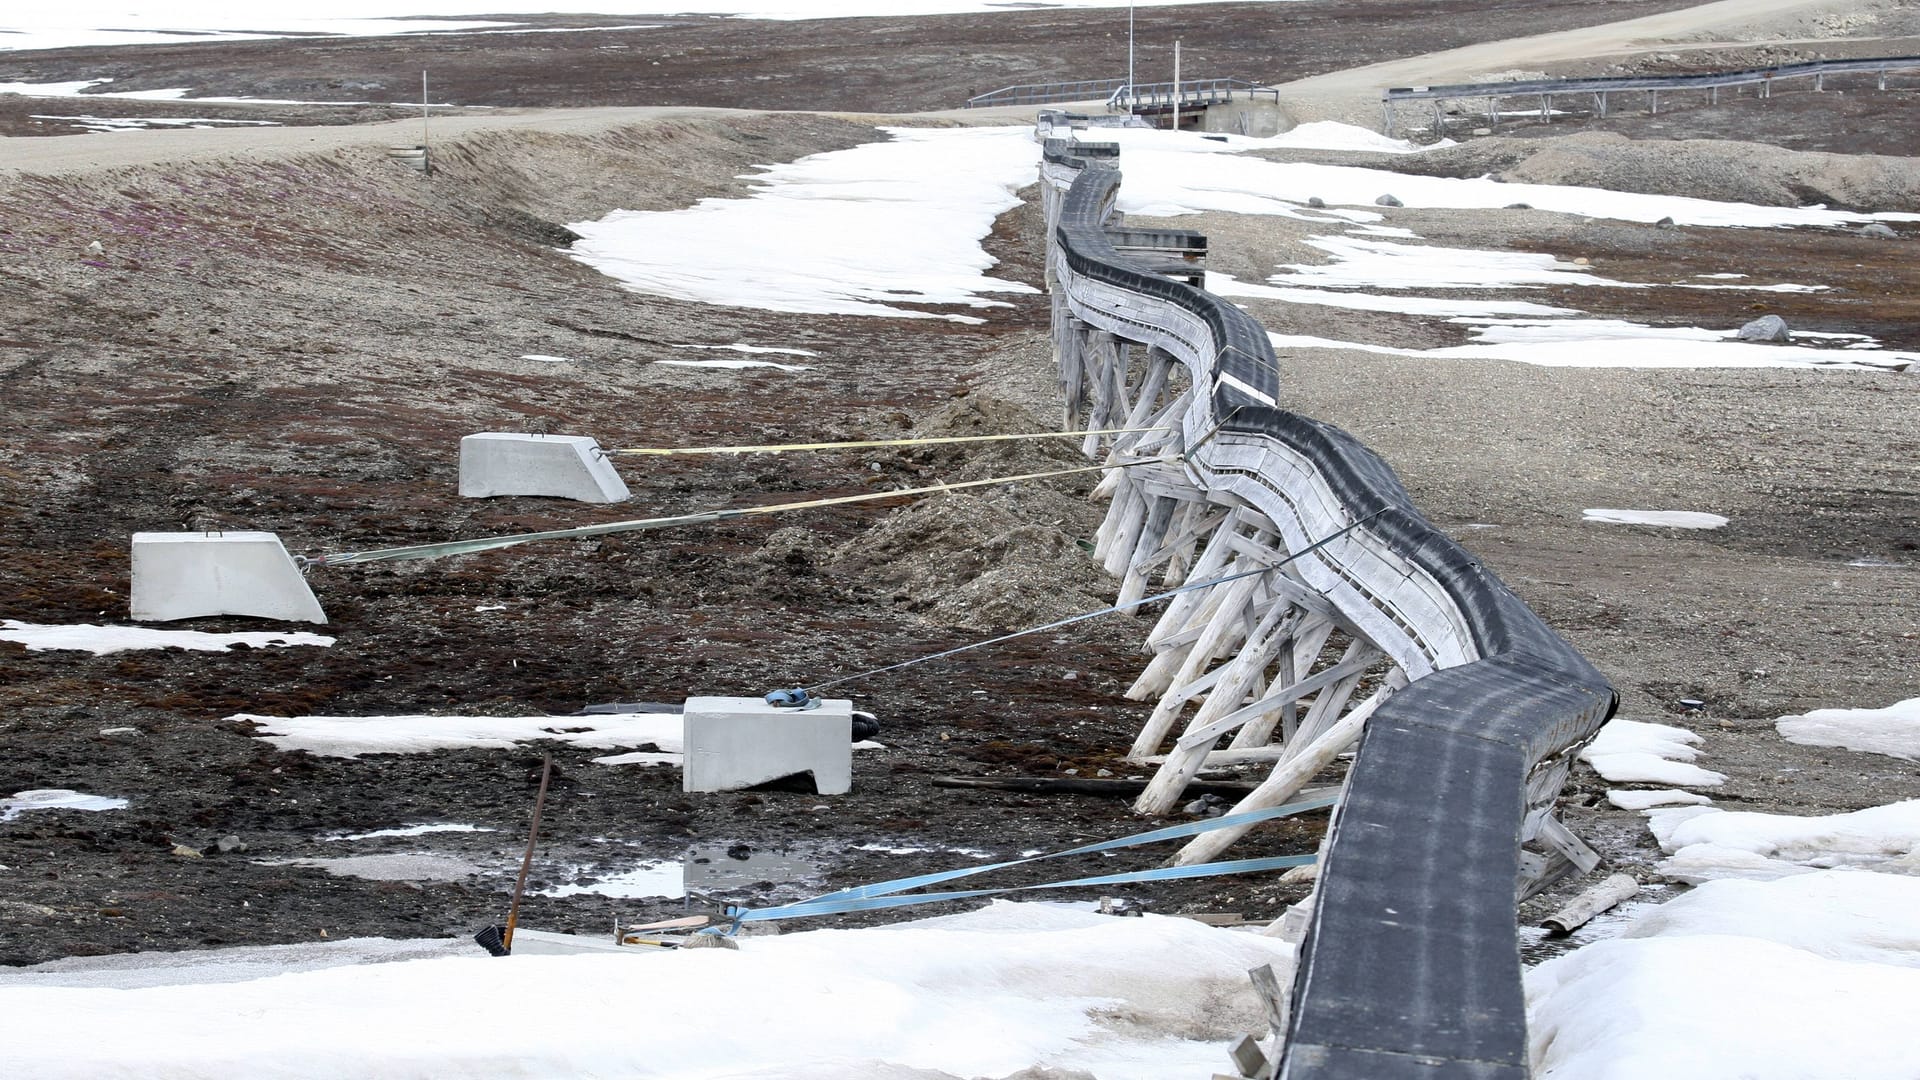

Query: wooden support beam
left=1174, top=647, right=1377, bottom=754
left=1118, top=495, right=1180, bottom=606
left=1129, top=571, right=1264, bottom=761
left=1258, top=618, right=1338, bottom=747
left=1269, top=641, right=1378, bottom=752
left=1172, top=683, right=1397, bottom=866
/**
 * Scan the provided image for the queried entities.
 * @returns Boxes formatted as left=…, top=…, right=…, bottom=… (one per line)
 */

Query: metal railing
left=1106, top=77, right=1280, bottom=114
left=1382, top=54, right=1920, bottom=134
left=965, top=78, right=1129, bottom=109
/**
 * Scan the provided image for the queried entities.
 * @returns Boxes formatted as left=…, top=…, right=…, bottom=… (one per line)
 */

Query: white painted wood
left=1172, top=684, right=1396, bottom=865
left=1130, top=571, right=1262, bottom=763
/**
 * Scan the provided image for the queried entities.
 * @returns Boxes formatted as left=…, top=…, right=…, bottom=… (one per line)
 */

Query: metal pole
left=421, top=70, right=430, bottom=174
left=1173, top=38, right=1181, bottom=129
left=1127, top=3, right=1135, bottom=114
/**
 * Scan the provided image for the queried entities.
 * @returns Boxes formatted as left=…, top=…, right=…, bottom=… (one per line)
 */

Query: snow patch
left=1579, top=719, right=1725, bottom=788
left=2, top=620, right=334, bottom=655
left=1776, top=698, right=1920, bottom=762
left=1583, top=509, right=1729, bottom=529
left=2, top=789, right=128, bottom=821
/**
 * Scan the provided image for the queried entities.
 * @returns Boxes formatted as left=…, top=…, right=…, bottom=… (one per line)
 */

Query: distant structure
left=1382, top=55, right=1920, bottom=137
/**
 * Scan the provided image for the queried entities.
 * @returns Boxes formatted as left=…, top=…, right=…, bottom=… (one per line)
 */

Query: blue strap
left=728, top=854, right=1315, bottom=923
left=810, top=795, right=1335, bottom=903
left=722, top=795, right=1336, bottom=925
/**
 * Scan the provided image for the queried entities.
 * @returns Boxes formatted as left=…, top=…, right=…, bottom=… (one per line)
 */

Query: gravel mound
left=1390, top=130, right=1920, bottom=212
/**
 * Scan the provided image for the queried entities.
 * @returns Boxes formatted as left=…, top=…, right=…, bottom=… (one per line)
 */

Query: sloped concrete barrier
left=682, top=696, right=853, bottom=795
left=458, top=433, right=630, bottom=503
left=130, top=531, right=328, bottom=624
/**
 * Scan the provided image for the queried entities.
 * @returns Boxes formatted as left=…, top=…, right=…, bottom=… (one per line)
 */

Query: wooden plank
left=1174, top=650, right=1378, bottom=753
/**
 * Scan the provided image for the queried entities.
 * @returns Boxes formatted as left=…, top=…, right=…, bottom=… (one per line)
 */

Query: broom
left=475, top=754, right=552, bottom=957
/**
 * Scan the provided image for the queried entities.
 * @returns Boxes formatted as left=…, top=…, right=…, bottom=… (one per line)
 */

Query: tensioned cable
left=606, top=426, right=1166, bottom=457
left=798, top=506, right=1386, bottom=696
left=300, top=456, right=1178, bottom=568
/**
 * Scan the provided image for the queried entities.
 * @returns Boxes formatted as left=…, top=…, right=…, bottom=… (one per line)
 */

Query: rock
left=1655, top=216, right=1676, bottom=228
left=85, top=240, right=103, bottom=255
left=1306, top=196, right=1325, bottom=208
left=682, top=931, right=740, bottom=950
left=171, top=844, right=203, bottom=859
left=1183, top=793, right=1228, bottom=816
left=1859, top=222, right=1898, bottom=239
left=1505, top=202, right=1531, bottom=210
left=1471, top=127, right=1492, bottom=137
left=1374, top=193, right=1403, bottom=207
left=1737, top=314, right=1791, bottom=342
left=214, top=835, right=247, bottom=854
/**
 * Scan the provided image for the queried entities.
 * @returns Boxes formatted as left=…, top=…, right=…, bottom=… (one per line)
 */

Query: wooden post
left=1118, top=496, right=1180, bottom=606
left=1172, top=683, right=1396, bottom=865
left=1129, top=569, right=1263, bottom=760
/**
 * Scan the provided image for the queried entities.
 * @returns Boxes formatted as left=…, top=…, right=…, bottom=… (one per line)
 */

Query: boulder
left=1736, top=314, right=1791, bottom=343
left=1375, top=193, right=1403, bottom=207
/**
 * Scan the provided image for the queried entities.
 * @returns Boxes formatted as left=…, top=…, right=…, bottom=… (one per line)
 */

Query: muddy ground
left=0, top=0, right=1715, bottom=138
left=3, top=3, right=1919, bottom=966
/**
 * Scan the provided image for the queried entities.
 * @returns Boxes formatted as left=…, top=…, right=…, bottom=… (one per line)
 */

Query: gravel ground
left=2, top=0, right=1917, bottom=965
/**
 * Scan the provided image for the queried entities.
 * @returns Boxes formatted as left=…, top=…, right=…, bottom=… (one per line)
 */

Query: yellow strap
left=311, top=457, right=1174, bottom=567
left=607, top=426, right=1165, bottom=456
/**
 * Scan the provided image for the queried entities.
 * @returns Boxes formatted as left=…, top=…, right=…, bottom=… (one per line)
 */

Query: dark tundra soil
left=0, top=0, right=1707, bottom=136
left=0, top=106, right=1338, bottom=965
left=3, top=2, right=1919, bottom=968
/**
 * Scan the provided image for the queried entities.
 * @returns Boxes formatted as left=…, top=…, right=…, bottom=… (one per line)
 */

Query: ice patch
left=1648, top=800, right=1920, bottom=882
left=1583, top=509, right=1729, bottom=529
left=1207, top=270, right=1574, bottom=318
left=1776, top=698, right=1920, bottom=762
left=236, top=713, right=684, bottom=758
left=520, top=354, right=573, bottom=363
left=669, top=343, right=818, bottom=357
left=322, top=823, right=495, bottom=841
left=654, top=359, right=811, bottom=372
left=2, top=789, right=128, bottom=821
left=1579, top=718, right=1725, bottom=788
left=1266, top=331, right=1913, bottom=371
left=1606, top=789, right=1713, bottom=811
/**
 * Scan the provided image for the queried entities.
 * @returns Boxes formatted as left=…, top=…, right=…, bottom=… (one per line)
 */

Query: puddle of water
left=260, top=854, right=485, bottom=882
left=1520, top=886, right=1671, bottom=966
left=685, top=844, right=821, bottom=894
left=540, top=844, right=825, bottom=900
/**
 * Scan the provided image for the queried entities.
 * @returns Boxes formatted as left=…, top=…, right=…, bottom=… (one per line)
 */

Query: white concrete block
left=458, top=433, right=630, bottom=504
left=130, top=531, right=327, bottom=624
left=682, top=696, right=852, bottom=795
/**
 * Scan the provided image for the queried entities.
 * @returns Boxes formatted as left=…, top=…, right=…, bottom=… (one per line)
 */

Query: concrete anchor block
left=130, top=531, right=327, bottom=624
left=682, top=696, right=853, bottom=795
left=459, top=433, right=630, bottom=503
